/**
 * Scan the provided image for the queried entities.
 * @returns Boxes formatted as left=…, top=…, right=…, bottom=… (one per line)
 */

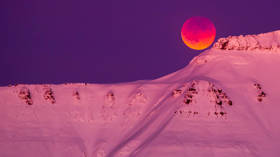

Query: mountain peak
left=213, top=30, right=280, bottom=51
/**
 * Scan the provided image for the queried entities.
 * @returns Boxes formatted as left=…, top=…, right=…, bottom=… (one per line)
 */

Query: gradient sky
left=1, top=0, right=280, bottom=86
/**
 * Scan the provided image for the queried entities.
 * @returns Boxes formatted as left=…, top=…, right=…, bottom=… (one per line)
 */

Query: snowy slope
left=1, top=31, right=280, bottom=157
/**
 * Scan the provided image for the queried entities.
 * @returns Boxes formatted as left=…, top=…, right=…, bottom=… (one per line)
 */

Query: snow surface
left=1, top=31, right=280, bottom=157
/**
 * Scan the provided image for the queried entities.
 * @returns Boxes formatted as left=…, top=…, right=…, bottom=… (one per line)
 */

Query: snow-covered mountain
left=1, top=30, right=280, bottom=157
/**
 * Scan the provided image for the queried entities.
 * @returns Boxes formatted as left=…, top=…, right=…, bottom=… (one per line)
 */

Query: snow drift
left=1, top=30, right=280, bottom=157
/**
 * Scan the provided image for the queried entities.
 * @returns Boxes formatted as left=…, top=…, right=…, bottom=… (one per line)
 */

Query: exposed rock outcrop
left=213, top=30, right=280, bottom=51
left=43, top=87, right=56, bottom=104
left=18, top=87, right=33, bottom=105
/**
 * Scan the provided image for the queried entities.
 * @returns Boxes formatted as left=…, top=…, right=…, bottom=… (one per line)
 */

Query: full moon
left=181, top=16, right=216, bottom=50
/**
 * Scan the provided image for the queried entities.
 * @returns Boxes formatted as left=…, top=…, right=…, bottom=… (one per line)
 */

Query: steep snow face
left=1, top=31, right=280, bottom=157
left=213, top=30, right=280, bottom=51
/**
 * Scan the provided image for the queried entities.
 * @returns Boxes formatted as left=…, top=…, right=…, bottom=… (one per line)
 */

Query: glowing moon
left=181, top=16, right=216, bottom=50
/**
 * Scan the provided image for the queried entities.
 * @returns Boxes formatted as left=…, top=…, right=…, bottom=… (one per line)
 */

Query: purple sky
left=1, top=0, right=280, bottom=85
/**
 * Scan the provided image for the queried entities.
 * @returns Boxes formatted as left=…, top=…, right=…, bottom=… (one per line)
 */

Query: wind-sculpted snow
left=213, top=30, right=280, bottom=51
left=1, top=31, right=280, bottom=156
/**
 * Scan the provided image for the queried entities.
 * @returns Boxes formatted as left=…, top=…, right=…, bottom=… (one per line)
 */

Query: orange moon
left=181, top=16, right=216, bottom=50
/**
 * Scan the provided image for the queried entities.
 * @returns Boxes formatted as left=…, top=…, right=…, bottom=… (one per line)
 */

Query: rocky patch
left=213, top=30, right=280, bottom=51
left=43, top=87, right=56, bottom=104
left=73, top=90, right=80, bottom=100
left=254, top=83, right=266, bottom=102
left=183, top=81, right=198, bottom=105
left=208, top=83, right=232, bottom=117
left=172, top=89, right=183, bottom=98
left=174, top=81, right=233, bottom=119
left=105, top=91, right=115, bottom=106
left=18, top=87, right=33, bottom=105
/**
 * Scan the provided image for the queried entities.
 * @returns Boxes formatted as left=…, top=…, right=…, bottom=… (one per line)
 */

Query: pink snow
left=1, top=30, right=280, bottom=157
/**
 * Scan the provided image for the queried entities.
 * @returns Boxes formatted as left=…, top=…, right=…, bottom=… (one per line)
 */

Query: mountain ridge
left=1, top=30, right=280, bottom=157
left=213, top=30, right=280, bottom=51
